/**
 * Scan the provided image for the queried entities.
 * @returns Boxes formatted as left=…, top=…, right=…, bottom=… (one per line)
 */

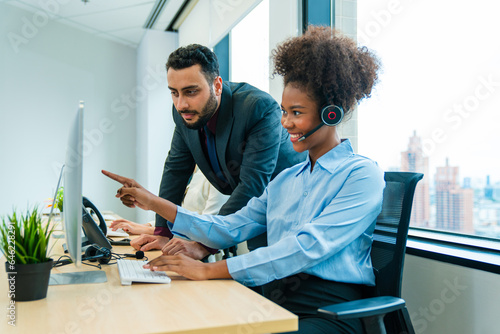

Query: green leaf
left=0, top=205, right=53, bottom=264
left=14, top=240, right=28, bottom=264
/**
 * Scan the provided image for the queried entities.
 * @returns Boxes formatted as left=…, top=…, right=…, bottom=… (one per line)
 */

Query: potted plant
left=0, top=207, right=54, bottom=301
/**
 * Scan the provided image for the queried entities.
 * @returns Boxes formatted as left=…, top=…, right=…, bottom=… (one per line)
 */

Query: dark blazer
left=156, top=82, right=307, bottom=250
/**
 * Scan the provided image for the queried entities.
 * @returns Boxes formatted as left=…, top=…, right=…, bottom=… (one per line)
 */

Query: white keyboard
left=117, top=259, right=171, bottom=286
left=106, top=228, right=129, bottom=237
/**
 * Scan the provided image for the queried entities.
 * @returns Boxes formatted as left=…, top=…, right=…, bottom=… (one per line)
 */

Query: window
left=302, top=0, right=333, bottom=31
left=357, top=0, right=500, bottom=240
left=230, top=0, right=269, bottom=92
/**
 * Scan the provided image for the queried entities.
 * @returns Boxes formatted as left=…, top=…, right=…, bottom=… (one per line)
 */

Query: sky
left=356, top=0, right=500, bottom=186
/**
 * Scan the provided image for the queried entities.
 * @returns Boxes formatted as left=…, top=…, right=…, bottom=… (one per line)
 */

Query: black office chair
left=318, top=172, right=423, bottom=334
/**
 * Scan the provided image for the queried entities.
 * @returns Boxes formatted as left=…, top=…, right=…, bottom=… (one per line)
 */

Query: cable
left=52, top=255, right=73, bottom=268
left=52, top=247, right=148, bottom=269
left=82, top=261, right=102, bottom=269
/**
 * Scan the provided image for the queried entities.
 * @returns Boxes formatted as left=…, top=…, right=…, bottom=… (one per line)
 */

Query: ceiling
left=2, top=0, right=194, bottom=48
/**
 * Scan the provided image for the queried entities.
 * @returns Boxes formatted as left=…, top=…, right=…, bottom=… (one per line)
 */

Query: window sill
left=406, top=228, right=500, bottom=275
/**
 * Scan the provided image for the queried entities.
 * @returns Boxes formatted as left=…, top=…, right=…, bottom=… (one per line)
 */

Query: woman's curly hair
left=273, top=26, right=380, bottom=117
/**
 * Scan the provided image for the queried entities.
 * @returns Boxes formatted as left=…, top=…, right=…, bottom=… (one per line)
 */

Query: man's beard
left=179, top=90, right=218, bottom=130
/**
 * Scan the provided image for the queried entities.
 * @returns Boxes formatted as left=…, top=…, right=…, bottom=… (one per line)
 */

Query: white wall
left=334, top=0, right=358, bottom=151
left=403, top=255, right=500, bottom=334
left=135, top=30, right=178, bottom=224
left=0, top=3, right=137, bottom=220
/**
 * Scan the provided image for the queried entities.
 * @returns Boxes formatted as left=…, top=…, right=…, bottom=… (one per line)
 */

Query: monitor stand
left=49, top=271, right=107, bottom=285
left=52, top=237, right=108, bottom=286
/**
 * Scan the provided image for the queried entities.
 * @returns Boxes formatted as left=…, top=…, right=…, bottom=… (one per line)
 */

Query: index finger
left=102, top=170, right=130, bottom=185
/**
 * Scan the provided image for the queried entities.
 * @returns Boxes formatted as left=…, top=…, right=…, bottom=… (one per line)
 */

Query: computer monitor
left=62, top=101, right=112, bottom=262
left=63, top=101, right=84, bottom=266
left=50, top=101, right=108, bottom=285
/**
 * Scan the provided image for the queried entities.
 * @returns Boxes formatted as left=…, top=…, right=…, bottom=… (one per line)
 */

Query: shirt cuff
left=172, top=206, right=219, bottom=255
left=171, top=206, right=191, bottom=236
left=226, top=256, right=255, bottom=286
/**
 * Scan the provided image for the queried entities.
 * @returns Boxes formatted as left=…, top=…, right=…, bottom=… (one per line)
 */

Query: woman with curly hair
left=104, top=26, right=384, bottom=333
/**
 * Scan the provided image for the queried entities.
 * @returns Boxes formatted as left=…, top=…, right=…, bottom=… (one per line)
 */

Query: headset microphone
left=123, top=251, right=145, bottom=259
left=296, top=105, right=344, bottom=142
left=297, top=123, right=323, bottom=142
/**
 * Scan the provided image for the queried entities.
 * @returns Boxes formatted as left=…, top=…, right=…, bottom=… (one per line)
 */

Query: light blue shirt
left=171, top=139, right=385, bottom=287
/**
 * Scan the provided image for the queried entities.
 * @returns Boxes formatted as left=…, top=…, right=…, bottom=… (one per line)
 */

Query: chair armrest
left=318, top=296, right=406, bottom=320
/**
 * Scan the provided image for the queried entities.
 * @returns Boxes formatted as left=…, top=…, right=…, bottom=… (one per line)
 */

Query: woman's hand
left=145, top=254, right=231, bottom=281
left=102, top=170, right=156, bottom=211
left=145, top=254, right=211, bottom=280
left=110, top=219, right=154, bottom=235
left=102, top=169, right=178, bottom=224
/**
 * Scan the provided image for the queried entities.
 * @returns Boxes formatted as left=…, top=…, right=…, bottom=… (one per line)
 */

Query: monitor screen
left=63, top=101, right=84, bottom=267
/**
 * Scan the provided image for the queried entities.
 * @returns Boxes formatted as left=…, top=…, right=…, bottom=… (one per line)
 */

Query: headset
left=297, top=104, right=344, bottom=142
left=53, top=248, right=146, bottom=268
left=53, top=244, right=113, bottom=267
left=84, top=244, right=112, bottom=264
left=84, top=246, right=145, bottom=263
left=320, top=104, right=344, bottom=126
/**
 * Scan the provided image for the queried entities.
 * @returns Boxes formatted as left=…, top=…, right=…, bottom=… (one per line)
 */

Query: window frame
left=214, top=34, right=230, bottom=82
left=406, top=228, right=500, bottom=275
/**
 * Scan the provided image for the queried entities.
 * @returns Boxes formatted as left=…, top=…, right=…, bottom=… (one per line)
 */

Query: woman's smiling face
left=280, top=83, right=339, bottom=164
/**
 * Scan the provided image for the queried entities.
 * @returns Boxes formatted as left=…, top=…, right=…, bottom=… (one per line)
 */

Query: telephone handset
left=83, top=196, right=107, bottom=236
left=82, top=196, right=112, bottom=250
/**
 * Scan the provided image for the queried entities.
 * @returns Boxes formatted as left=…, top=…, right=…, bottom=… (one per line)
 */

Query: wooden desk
left=1, top=222, right=298, bottom=333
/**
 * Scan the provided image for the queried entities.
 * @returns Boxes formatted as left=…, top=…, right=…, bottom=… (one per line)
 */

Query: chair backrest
left=371, top=172, right=423, bottom=299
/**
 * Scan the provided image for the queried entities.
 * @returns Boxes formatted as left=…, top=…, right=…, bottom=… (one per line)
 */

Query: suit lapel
left=215, top=82, right=236, bottom=188
left=191, top=131, right=212, bottom=180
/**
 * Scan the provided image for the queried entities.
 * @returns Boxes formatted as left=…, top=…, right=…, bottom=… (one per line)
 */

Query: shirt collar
left=295, top=139, right=354, bottom=176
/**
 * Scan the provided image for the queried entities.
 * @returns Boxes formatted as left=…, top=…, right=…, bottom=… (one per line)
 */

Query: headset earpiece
left=84, top=244, right=112, bottom=264
left=320, top=105, right=344, bottom=126
left=297, top=104, right=345, bottom=142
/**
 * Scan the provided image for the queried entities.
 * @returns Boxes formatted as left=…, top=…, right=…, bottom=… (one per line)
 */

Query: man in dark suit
left=128, top=44, right=306, bottom=259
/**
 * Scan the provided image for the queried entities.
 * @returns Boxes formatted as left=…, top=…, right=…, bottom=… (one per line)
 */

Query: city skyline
left=399, top=131, right=498, bottom=237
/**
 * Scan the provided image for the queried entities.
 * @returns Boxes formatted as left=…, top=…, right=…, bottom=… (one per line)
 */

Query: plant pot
left=5, top=259, right=53, bottom=301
